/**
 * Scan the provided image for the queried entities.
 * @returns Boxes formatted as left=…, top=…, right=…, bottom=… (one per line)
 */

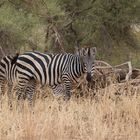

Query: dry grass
left=1, top=83, right=140, bottom=140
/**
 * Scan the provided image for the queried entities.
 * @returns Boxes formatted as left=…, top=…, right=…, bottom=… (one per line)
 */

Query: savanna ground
left=1, top=82, right=140, bottom=140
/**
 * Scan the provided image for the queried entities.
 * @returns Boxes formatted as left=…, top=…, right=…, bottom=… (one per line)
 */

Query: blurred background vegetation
left=0, top=0, right=140, bottom=66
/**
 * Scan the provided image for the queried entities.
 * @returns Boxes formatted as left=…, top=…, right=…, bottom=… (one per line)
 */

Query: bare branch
left=95, top=60, right=112, bottom=68
left=52, top=25, right=65, bottom=52
left=114, top=61, right=132, bottom=81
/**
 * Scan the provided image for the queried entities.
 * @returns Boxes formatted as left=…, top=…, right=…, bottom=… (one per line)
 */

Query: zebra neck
left=78, top=56, right=85, bottom=74
left=75, top=56, right=85, bottom=76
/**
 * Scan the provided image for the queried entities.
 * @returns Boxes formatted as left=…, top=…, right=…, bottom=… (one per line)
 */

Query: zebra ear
left=91, top=47, right=97, bottom=54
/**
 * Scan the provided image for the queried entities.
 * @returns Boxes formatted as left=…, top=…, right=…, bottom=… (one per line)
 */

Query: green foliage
left=0, top=1, right=41, bottom=51
left=57, top=0, right=140, bottom=48
left=0, top=4, right=36, bottom=33
left=0, top=0, right=140, bottom=65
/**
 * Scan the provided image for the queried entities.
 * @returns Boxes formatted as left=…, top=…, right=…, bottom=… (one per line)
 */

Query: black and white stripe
left=15, top=47, right=96, bottom=102
left=0, top=54, right=18, bottom=106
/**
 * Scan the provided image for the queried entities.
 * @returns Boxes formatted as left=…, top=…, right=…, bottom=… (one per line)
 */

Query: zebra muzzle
left=86, top=72, right=92, bottom=82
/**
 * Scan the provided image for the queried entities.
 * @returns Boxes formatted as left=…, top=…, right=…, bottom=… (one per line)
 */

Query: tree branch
left=52, top=25, right=65, bottom=52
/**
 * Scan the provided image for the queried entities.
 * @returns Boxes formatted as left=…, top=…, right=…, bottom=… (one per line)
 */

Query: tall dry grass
left=0, top=83, right=140, bottom=140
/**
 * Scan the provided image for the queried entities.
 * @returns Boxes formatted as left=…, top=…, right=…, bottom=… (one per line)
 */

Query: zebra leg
left=0, top=84, right=2, bottom=109
left=0, top=80, right=6, bottom=109
left=15, top=80, right=29, bottom=108
left=52, top=84, right=65, bottom=111
left=14, top=86, right=24, bottom=110
left=0, top=80, right=6, bottom=96
left=26, top=79, right=36, bottom=108
left=52, top=84, right=65, bottom=96
left=7, top=83, right=13, bottom=108
left=64, top=81, right=72, bottom=101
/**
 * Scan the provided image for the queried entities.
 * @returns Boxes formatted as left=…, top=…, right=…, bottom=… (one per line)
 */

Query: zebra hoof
left=63, top=95, right=70, bottom=101
left=9, top=104, right=13, bottom=110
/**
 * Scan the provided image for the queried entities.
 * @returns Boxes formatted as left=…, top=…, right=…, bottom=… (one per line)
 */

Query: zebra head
left=76, top=47, right=96, bottom=82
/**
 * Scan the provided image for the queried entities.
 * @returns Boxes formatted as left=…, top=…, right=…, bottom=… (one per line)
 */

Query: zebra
left=15, top=47, right=96, bottom=103
left=0, top=54, right=64, bottom=107
left=0, top=54, right=42, bottom=107
left=0, top=54, right=18, bottom=107
left=0, top=54, right=41, bottom=107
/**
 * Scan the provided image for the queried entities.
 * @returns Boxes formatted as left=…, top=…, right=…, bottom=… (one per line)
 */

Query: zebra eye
left=84, top=63, right=87, bottom=67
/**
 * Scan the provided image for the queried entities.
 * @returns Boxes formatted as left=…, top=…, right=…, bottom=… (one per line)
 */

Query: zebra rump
left=0, top=54, right=19, bottom=107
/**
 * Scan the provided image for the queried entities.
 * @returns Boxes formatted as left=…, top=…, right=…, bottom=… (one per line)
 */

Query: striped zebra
left=15, top=47, right=96, bottom=102
left=0, top=54, right=64, bottom=107
left=0, top=54, right=18, bottom=107
left=0, top=54, right=41, bottom=107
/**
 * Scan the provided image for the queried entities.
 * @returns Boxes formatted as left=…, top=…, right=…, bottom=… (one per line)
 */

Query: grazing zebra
left=0, top=54, right=18, bottom=107
left=15, top=47, right=96, bottom=103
